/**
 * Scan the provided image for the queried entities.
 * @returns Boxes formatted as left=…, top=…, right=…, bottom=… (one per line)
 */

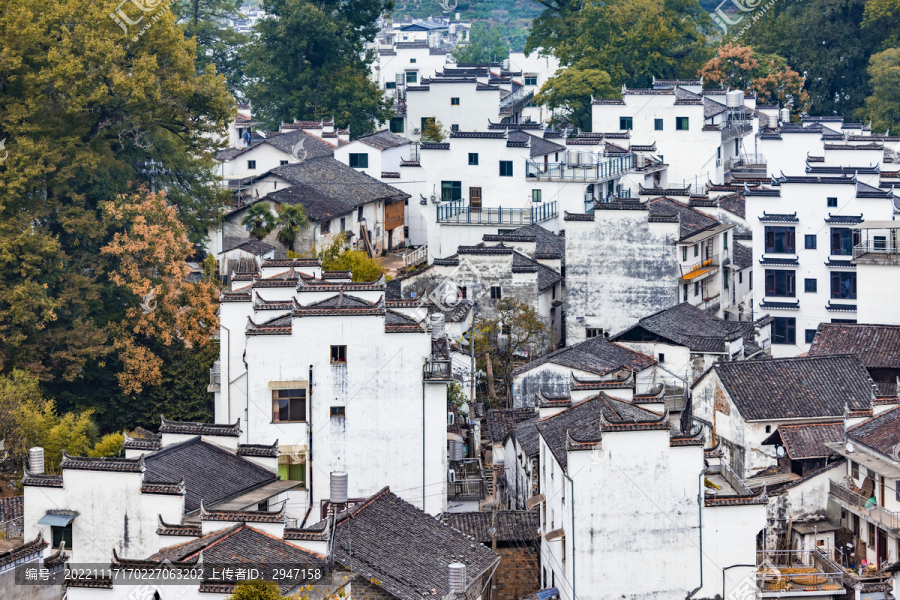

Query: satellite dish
left=846, top=442, right=855, bottom=453
left=776, top=446, right=785, bottom=458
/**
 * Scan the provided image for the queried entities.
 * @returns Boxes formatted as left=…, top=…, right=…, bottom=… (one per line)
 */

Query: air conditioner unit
left=448, top=470, right=456, bottom=483
left=413, top=128, right=421, bottom=134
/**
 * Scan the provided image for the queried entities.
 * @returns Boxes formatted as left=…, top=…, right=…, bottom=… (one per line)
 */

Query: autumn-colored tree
left=0, top=370, right=46, bottom=466
left=16, top=397, right=95, bottom=474
left=421, top=118, right=449, bottom=143
left=100, top=191, right=219, bottom=394
left=698, top=44, right=810, bottom=119
left=863, top=48, right=900, bottom=133
left=228, top=580, right=286, bottom=600
left=242, top=202, right=279, bottom=240
left=89, top=432, right=124, bottom=457
left=276, top=204, right=310, bottom=250
left=474, top=298, right=550, bottom=407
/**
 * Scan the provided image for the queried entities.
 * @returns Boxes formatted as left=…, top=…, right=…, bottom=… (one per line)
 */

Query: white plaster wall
left=858, top=263, right=900, bottom=325
left=405, top=83, right=500, bottom=141
left=700, top=503, right=767, bottom=599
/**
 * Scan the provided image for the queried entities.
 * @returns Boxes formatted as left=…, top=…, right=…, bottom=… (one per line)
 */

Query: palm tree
left=275, top=203, right=309, bottom=250
left=240, top=202, right=277, bottom=240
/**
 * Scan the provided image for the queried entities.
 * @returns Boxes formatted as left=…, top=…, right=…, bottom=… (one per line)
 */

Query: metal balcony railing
left=753, top=550, right=845, bottom=596
left=725, top=154, right=767, bottom=174
left=680, top=255, right=719, bottom=279
left=499, top=90, right=535, bottom=115
left=436, top=201, right=557, bottom=225
left=699, top=294, right=721, bottom=314
left=829, top=480, right=900, bottom=531
left=721, top=121, right=753, bottom=142
left=526, top=154, right=635, bottom=182
left=853, top=242, right=900, bottom=265
left=209, top=362, right=221, bottom=389
left=449, top=459, right=487, bottom=501
left=424, top=357, right=452, bottom=380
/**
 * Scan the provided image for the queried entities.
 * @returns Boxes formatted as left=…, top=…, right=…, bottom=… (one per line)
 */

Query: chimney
left=448, top=562, right=466, bottom=593
left=29, top=447, right=45, bottom=475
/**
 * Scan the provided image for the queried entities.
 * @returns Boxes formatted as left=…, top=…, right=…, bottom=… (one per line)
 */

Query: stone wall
left=494, top=546, right=540, bottom=600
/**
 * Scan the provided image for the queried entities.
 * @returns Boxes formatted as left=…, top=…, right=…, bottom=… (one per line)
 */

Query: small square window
left=532, top=189, right=542, bottom=203
left=330, top=406, right=346, bottom=417
left=804, top=278, right=817, bottom=293
left=247, top=160, right=257, bottom=170
left=349, top=153, right=369, bottom=168
left=451, top=124, right=459, bottom=132
left=451, top=97, right=460, bottom=106
left=659, top=353, right=665, bottom=363
left=827, top=197, right=838, bottom=208
left=490, top=286, right=502, bottom=299
left=272, top=389, right=307, bottom=422
left=390, top=117, right=404, bottom=133
left=499, top=161, right=513, bottom=177
left=330, top=345, right=347, bottom=363
left=468, top=153, right=478, bottom=165
left=805, top=234, right=817, bottom=249
left=654, top=119, right=663, bottom=131
left=52, top=524, right=73, bottom=549
left=280, top=160, right=288, bottom=165
left=585, top=328, right=603, bottom=339
left=410, top=58, right=417, bottom=63
left=805, top=329, right=817, bottom=344
left=321, top=220, right=331, bottom=234
left=406, top=71, right=417, bottom=84
left=619, top=117, right=633, bottom=130
left=676, top=117, right=689, bottom=131
left=524, top=75, right=537, bottom=86
left=385, top=81, right=397, bottom=90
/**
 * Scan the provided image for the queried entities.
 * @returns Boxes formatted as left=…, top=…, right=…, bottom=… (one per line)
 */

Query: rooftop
left=486, top=408, right=539, bottom=443
left=613, top=302, right=757, bottom=353
left=512, top=336, right=656, bottom=378
left=847, top=406, right=900, bottom=458
left=441, top=510, right=539, bottom=543
left=809, top=323, right=900, bottom=369
left=647, top=197, right=721, bottom=240
left=762, top=422, right=845, bottom=460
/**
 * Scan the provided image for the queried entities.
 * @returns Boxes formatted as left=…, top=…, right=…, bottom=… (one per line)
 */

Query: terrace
left=436, top=200, right=557, bottom=226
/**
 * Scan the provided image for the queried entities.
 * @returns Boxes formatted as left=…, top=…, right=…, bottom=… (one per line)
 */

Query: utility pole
left=139, top=159, right=171, bottom=194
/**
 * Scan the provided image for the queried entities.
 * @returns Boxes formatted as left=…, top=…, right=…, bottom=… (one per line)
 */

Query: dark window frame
left=349, top=153, right=369, bottom=168
left=764, top=226, right=796, bottom=254
left=468, top=153, right=479, bottom=165
left=330, top=345, right=347, bottom=363
left=619, top=117, right=633, bottom=130
left=831, top=272, right=857, bottom=300
left=772, top=317, right=796, bottom=345
left=765, top=269, right=796, bottom=297
left=499, top=161, right=513, bottom=177
left=272, top=388, right=307, bottom=423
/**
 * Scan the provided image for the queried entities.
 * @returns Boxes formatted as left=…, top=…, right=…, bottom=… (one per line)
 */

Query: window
left=52, top=524, right=73, bottom=549
left=357, top=206, right=363, bottom=220
left=654, top=118, right=663, bottom=131
left=659, top=353, right=665, bottom=363
left=551, top=286, right=556, bottom=299
left=869, top=523, right=876, bottom=548
left=349, top=153, right=369, bottom=168
left=831, top=272, right=857, bottom=299
left=676, top=117, right=689, bottom=130
left=832, top=319, right=857, bottom=324
left=724, top=270, right=729, bottom=288
left=258, top=499, right=269, bottom=511
left=451, top=124, right=459, bottom=132
left=805, top=329, right=818, bottom=344
left=694, top=281, right=700, bottom=297
left=827, top=197, right=838, bottom=208
left=764, top=226, right=796, bottom=254
left=385, top=81, right=396, bottom=89
left=458, top=287, right=467, bottom=300
left=875, top=235, right=888, bottom=250
left=723, top=232, right=728, bottom=250
left=321, top=220, right=331, bottom=234
left=330, top=345, right=347, bottom=363
left=441, top=181, right=462, bottom=202
left=390, top=117, right=404, bottom=133
left=772, top=317, right=796, bottom=345
left=340, top=218, right=345, bottom=232
left=490, top=286, right=502, bottom=299
left=499, top=161, right=513, bottom=177
left=247, top=160, right=256, bottom=170
left=804, top=278, right=817, bottom=293
left=683, top=283, right=689, bottom=302
left=525, top=75, right=537, bottom=86
left=410, top=58, right=417, bottom=63
left=765, top=425, right=771, bottom=433
left=451, top=97, right=460, bottom=105
left=272, top=389, right=306, bottom=422
left=277, top=457, right=305, bottom=483
left=330, top=406, right=346, bottom=417
left=532, top=189, right=542, bottom=203
left=468, top=153, right=479, bottom=165
left=831, top=227, right=859, bottom=256
left=682, top=247, right=688, bottom=261
left=694, top=244, right=699, bottom=257
left=586, top=328, right=603, bottom=339
left=852, top=461, right=859, bottom=479
left=619, top=117, right=633, bottom=130
left=750, top=271, right=753, bottom=290
left=804, top=234, right=817, bottom=250
left=279, top=160, right=289, bottom=166
left=765, top=270, right=796, bottom=297
left=406, top=71, right=417, bottom=84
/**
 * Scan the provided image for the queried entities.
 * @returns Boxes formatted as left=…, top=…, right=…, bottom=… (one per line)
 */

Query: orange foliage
left=101, top=191, right=219, bottom=394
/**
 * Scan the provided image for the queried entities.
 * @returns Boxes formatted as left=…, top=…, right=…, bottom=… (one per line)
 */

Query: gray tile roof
left=764, top=422, right=844, bottom=460
left=265, top=129, right=337, bottom=159
left=612, top=302, right=755, bottom=353
left=159, top=417, right=242, bottom=437
left=0, top=496, right=23, bottom=522
left=507, top=130, right=566, bottom=158
left=718, top=192, right=745, bottom=218
left=704, top=97, right=729, bottom=118
left=144, top=437, right=278, bottom=513
left=512, top=336, right=656, bottom=377
left=712, top=355, right=875, bottom=421
left=355, top=130, right=411, bottom=151
left=486, top=408, right=539, bottom=443
left=271, top=157, right=409, bottom=210
left=265, top=183, right=354, bottom=222
left=330, top=488, right=500, bottom=600
left=808, top=323, right=900, bottom=369
left=441, top=510, right=539, bottom=543
left=647, top=197, right=720, bottom=239
left=733, top=242, right=752, bottom=269
left=510, top=416, right=541, bottom=457
left=512, top=252, right=561, bottom=291
left=847, top=406, right=900, bottom=457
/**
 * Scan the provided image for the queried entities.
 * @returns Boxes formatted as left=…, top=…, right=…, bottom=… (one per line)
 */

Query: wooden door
left=878, top=529, right=888, bottom=566
left=470, top=187, right=482, bottom=212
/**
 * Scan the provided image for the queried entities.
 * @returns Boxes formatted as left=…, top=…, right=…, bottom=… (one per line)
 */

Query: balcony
left=725, top=154, right=767, bottom=175
left=721, top=121, right=753, bottom=142
left=424, top=356, right=452, bottom=380
left=680, top=255, right=719, bottom=280
left=449, top=458, right=486, bottom=501
left=829, top=480, right=900, bottom=532
left=209, top=362, right=221, bottom=390
left=853, top=242, right=900, bottom=266
left=437, top=200, right=557, bottom=226
left=754, top=550, right=845, bottom=597
left=699, top=294, right=721, bottom=315
left=499, top=90, right=534, bottom=116
left=526, top=154, right=635, bottom=183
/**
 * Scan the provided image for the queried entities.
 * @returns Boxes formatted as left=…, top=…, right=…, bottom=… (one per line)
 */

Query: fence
left=526, top=154, right=635, bottom=182
left=403, top=245, right=428, bottom=268
left=436, top=201, right=557, bottom=226
left=830, top=480, right=900, bottom=531
left=853, top=242, right=900, bottom=265
left=0, top=517, right=23, bottom=540
left=722, top=121, right=753, bottom=142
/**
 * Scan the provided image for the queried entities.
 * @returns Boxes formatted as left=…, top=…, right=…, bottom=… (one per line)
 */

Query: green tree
left=276, top=204, right=310, bottom=249
left=447, top=381, right=469, bottom=416
left=527, top=0, right=711, bottom=89
left=174, top=0, right=250, bottom=96
left=244, top=0, right=395, bottom=137
left=421, top=118, right=448, bottom=142
left=452, top=23, right=510, bottom=63
left=241, top=203, right=279, bottom=240
left=534, top=64, right=617, bottom=130
left=742, top=0, right=886, bottom=116
left=0, top=0, right=233, bottom=397
left=317, top=233, right=385, bottom=281
left=16, top=398, right=95, bottom=474
left=89, top=432, right=124, bottom=457
left=227, top=579, right=285, bottom=600
left=863, top=48, right=900, bottom=132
